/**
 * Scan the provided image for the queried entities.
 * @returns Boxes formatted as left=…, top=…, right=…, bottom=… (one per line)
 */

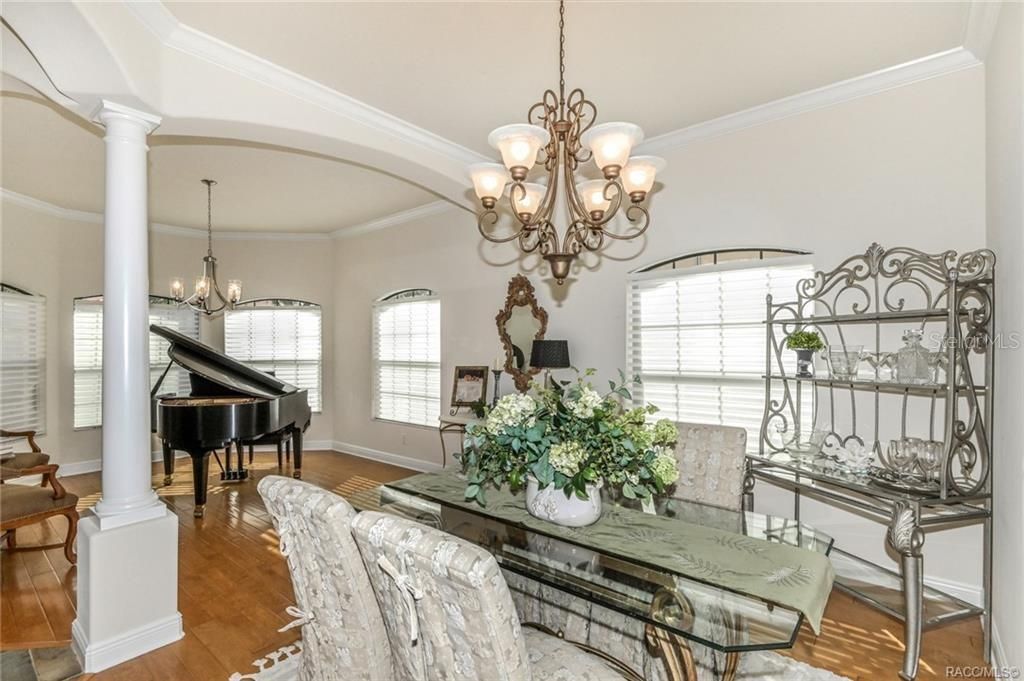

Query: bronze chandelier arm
left=477, top=209, right=528, bottom=244
left=599, top=204, right=651, bottom=241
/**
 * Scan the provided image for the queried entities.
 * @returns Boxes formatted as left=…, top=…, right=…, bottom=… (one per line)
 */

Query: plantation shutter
left=73, top=297, right=199, bottom=429
left=224, top=303, right=323, bottom=412
left=372, top=295, right=440, bottom=426
left=0, top=288, right=46, bottom=454
left=627, top=259, right=814, bottom=442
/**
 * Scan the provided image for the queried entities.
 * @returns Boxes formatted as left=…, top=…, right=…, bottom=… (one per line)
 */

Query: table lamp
left=530, top=340, right=570, bottom=387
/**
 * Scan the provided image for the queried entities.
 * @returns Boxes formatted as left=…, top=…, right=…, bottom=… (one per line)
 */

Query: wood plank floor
left=0, top=450, right=987, bottom=680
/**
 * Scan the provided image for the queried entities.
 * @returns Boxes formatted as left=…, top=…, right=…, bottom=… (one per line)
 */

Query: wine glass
left=918, top=440, right=944, bottom=482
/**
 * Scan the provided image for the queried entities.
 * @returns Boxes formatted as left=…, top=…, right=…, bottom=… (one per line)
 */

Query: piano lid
left=150, top=324, right=298, bottom=400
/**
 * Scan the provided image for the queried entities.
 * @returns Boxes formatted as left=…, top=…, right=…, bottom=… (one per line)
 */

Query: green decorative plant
left=785, top=330, right=825, bottom=352
left=462, top=370, right=680, bottom=506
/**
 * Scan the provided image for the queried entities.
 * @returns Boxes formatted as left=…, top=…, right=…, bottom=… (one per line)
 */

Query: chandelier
left=169, top=179, right=242, bottom=315
left=469, top=0, right=665, bottom=285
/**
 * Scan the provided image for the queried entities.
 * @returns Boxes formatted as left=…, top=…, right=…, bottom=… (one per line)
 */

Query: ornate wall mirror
left=496, top=275, right=548, bottom=392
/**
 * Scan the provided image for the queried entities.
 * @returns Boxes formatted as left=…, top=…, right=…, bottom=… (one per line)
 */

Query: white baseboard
left=72, top=612, right=183, bottom=673
left=923, top=575, right=983, bottom=607
left=330, top=440, right=442, bottom=473
left=991, top=619, right=1008, bottom=668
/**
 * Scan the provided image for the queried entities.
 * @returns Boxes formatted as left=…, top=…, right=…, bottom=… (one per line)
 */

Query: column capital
left=91, top=99, right=162, bottom=134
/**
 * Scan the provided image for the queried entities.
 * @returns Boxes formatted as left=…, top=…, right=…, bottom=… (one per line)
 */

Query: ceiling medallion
left=469, top=0, right=665, bottom=285
left=169, top=179, right=242, bottom=316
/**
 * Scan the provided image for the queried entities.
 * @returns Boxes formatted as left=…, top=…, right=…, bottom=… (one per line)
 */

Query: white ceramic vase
left=525, top=475, right=603, bottom=527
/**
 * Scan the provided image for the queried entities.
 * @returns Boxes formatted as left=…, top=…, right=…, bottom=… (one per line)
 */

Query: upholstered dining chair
left=670, top=422, right=749, bottom=511
left=0, top=429, right=51, bottom=482
left=0, top=463, right=78, bottom=564
left=350, top=510, right=638, bottom=681
left=257, top=476, right=394, bottom=681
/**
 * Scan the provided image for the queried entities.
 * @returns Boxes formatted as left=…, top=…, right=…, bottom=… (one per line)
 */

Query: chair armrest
left=17, top=464, right=67, bottom=499
left=0, top=429, right=41, bottom=452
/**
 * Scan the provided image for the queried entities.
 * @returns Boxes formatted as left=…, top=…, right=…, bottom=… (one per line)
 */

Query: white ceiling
left=2, top=1, right=975, bottom=233
left=166, top=1, right=970, bottom=154
left=0, top=91, right=438, bottom=233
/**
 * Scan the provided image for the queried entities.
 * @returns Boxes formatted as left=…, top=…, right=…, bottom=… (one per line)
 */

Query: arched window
left=225, top=298, right=323, bottom=413
left=73, top=294, right=199, bottom=429
left=372, top=289, right=440, bottom=426
left=1, top=283, right=46, bottom=451
left=627, top=248, right=813, bottom=439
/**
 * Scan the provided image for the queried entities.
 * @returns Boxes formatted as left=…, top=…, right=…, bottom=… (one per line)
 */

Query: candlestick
left=491, top=369, right=502, bottom=407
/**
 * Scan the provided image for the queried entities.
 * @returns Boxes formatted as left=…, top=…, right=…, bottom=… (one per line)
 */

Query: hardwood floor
left=1, top=451, right=987, bottom=680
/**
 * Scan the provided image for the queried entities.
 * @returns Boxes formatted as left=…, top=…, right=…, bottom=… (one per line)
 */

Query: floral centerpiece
left=462, top=370, right=680, bottom=526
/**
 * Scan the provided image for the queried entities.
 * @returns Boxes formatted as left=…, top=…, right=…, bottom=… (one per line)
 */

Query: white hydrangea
left=485, top=393, right=537, bottom=435
left=549, top=441, right=587, bottom=477
left=566, top=386, right=603, bottom=420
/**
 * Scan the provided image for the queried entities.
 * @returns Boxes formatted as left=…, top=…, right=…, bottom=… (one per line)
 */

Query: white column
left=91, top=100, right=164, bottom=526
left=73, top=100, right=182, bottom=673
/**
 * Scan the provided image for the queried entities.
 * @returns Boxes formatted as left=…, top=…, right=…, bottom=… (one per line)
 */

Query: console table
left=438, top=413, right=482, bottom=468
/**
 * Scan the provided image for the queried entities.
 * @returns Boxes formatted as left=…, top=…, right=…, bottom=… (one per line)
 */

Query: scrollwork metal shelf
left=744, top=243, right=995, bottom=681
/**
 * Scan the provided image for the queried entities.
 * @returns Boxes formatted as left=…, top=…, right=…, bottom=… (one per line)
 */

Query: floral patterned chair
left=350, top=510, right=637, bottom=681
left=505, top=421, right=750, bottom=681
left=257, top=476, right=394, bottom=681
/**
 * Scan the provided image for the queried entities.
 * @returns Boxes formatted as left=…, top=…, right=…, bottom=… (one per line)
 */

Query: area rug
left=227, top=639, right=850, bottom=680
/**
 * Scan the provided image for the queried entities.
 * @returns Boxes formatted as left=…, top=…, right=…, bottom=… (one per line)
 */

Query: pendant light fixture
left=469, top=0, right=665, bottom=284
left=170, top=179, right=242, bottom=315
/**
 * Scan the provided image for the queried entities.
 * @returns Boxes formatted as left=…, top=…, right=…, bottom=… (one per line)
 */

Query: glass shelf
left=829, top=547, right=983, bottom=629
left=767, top=308, right=972, bottom=325
left=764, top=374, right=985, bottom=395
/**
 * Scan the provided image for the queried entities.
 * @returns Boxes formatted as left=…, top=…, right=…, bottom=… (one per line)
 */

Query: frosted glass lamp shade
left=578, top=180, right=612, bottom=218
left=468, top=163, right=510, bottom=206
left=488, top=124, right=550, bottom=179
left=581, top=122, right=643, bottom=177
left=621, top=156, right=666, bottom=199
left=510, top=182, right=547, bottom=219
left=194, top=276, right=210, bottom=299
left=227, top=280, right=243, bottom=303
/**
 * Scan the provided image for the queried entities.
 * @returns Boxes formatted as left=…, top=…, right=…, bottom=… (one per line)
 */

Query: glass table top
left=348, top=479, right=834, bottom=654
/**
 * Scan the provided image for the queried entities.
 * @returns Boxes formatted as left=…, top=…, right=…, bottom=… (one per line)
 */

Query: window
left=372, top=289, right=440, bottom=426
left=224, top=300, right=322, bottom=412
left=627, top=250, right=813, bottom=442
left=1, top=284, right=46, bottom=453
left=73, top=295, right=200, bottom=429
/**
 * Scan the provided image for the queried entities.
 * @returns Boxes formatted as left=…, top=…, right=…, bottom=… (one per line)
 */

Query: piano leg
left=292, top=427, right=303, bottom=479
left=286, top=437, right=291, bottom=464
left=162, top=441, right=175, bottom=486
left=190, top=450, right=212, bottom=518
left=248, top=443, right=254, bottom=466
left=276, top=440, right=284, bottom=469
left=236, top=440, right=249, bottom=480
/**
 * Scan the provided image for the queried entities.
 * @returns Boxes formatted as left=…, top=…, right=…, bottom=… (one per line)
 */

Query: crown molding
left=331, top=200, right=459, bottom=240
left=1, top=187, right=332, bottom=241
left=125, top=2, right=487, bottom=169
left=637, top=47, right=981, bottom=155
left=963, top=0, right=1003, bottom=61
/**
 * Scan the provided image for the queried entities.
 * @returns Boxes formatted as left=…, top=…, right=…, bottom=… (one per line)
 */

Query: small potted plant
left=786, top=330, right=824, bottom=378
left=462, top=370, right=680, bottom=527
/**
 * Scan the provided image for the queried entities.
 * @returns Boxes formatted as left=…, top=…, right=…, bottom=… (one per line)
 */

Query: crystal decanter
left=895, top=329, right=933, bottom=384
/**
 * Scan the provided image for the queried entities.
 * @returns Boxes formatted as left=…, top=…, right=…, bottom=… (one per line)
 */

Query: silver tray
left=867, top=467, right=940, bottom=495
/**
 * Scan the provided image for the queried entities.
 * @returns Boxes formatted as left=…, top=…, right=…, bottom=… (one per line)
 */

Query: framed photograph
left=451, top=365, right=489, bottom=408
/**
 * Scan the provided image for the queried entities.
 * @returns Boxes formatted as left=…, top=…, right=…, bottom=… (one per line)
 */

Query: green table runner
left=388, top=471, right=835, bottom=633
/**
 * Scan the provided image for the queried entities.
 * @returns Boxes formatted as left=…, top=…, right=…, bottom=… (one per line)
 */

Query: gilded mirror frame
left=496, top=275, right=548, bottom=392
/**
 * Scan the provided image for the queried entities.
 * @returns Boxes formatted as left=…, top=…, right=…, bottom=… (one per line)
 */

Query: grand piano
left=150, top=324, right=311, bottom=517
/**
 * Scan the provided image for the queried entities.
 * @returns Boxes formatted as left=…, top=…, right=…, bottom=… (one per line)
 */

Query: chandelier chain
left=558, top=0, right=566, bottom=109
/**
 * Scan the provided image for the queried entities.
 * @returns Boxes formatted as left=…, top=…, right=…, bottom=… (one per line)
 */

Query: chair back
left=351, top=511, right=531, bottom=681
left=671, top=422, right=748, bottom=510
left=257, top=476, right=393, bottom=681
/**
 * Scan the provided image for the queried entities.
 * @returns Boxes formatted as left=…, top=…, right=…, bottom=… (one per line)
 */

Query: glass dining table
left=348, top=472, right=834, bottom=681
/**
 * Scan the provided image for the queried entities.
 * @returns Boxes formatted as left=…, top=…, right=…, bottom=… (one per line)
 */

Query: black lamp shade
left=530, top=340, right=570, bottom=369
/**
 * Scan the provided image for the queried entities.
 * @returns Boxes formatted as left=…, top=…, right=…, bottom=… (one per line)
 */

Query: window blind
left=1, top=289, right=46, bottom=453
left=372, top=295, right=440, bottom=426
left=224, top=303, right=322, bottom=412
left=73, top=297, right=199, bottom=429
left=627, top=260, right=814, bottom=443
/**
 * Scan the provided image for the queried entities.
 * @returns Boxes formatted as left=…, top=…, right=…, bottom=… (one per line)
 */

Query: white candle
left=494, top=349, right=505, bottom=371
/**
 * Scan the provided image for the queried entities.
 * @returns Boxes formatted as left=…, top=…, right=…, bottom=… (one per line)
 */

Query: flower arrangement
left=462, top=370, right=680, bottom=506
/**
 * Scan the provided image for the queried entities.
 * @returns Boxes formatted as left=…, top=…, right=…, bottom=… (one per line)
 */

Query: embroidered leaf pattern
left=710, top=534, right=768, bottom=555
left=763, top=565, right=812, bottom=587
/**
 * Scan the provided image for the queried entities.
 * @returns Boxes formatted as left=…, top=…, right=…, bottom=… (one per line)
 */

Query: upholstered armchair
left=257, top=475, right=394, bottom=681
left=350, top=510, right=637, bottom=681
left=0, top=462, right=78, bottom=564
left=0, top=429, right=51, bottom=482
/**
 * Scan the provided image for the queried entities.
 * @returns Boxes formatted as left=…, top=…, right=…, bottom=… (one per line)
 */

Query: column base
left=72, top=510, right=183, bottom=673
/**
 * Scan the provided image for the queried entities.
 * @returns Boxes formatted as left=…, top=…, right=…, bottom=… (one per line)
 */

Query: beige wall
left=985, top=1, right=1024, bottom=667
left=333, top=67, right=987, bottom=594
left=0, top=200, right=335, bottom=467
